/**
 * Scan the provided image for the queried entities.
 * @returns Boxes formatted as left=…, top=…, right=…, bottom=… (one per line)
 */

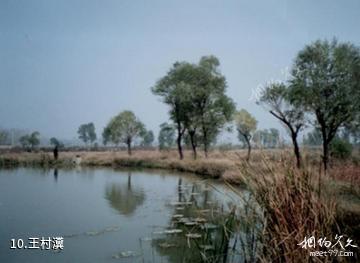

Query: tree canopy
left=77, top=123, right=97, bottom=145
left=102, top=110, right=145, bottom=155
left=289, top=39, right=360, bottom=171
left=258, top=83, right=305, bottom=167
left=19, top=131, right=40, bottom=151
left=141, top=130, right=154, bottom=147
left=234, top=109, right=257, bottom=161
left=152, top=55, right=235, bottom=159
left=158, top=122, right=175, bottom=150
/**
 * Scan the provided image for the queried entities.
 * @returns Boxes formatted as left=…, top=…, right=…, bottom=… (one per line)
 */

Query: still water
left=0, top=167, right=250, bottom=263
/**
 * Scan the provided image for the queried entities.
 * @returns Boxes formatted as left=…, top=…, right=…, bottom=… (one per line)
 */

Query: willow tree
left=258, top=83, right=305, bottom=168
left=234, top=109, right=257, bottom=161
left=77, top=122, right=96, bottom=146
left=289, top=39, right=360, bottom=172
left=152, top=62, right=190, bottom=160
left=103, top=111, right=145, bottom=155
left=152, top=55, right=234, bottom=159
left=158, top=122, right=175, bottom=150
left=191, top=56, right=235, bottom=158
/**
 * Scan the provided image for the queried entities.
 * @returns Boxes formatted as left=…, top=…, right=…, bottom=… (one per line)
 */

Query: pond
left=0, top=167, right=258, bottom=263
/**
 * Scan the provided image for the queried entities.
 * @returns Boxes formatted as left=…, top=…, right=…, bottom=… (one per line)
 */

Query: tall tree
left=29, top=131, right=40, bottom=149
left=158, top=122, right=175, bottom=150
left=253, top=129, right=280, bottom=148
left=234, top=109, right=257, bottom=161
left=152, top=56, right=235, bottom=159
left=289, top=39, right=360, bottom=172
left=190, top=56, right=235, bottom=158
left=269, top=128, right=280, bottom=148
left=0, top=130, right=9, bottom=145
left=77, top=123, right=97, bottom=146
left=20, top=131, right=40, bottom=151
left=102, top=126, right=112, bottom=146
left=152, top=62, right=193, bottom=159
left=258, top=83, right=305, bottom=168
left=103, top=111, right=145, bottom=155
left=141, top=130, right=154, bottom=147
left=303, top=128, right=322, bottom=146
left=19, top=135, right=30, bottom=150
left=50, top=137, right=63, bottom=148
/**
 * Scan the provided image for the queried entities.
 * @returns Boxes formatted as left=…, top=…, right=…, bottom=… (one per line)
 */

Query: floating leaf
left=199, top=245, right=215, bottom=251
left=164, top=229, right=183, bottom=234
left=172, top=214, right=184, bottom=218
left=186, top=233, right=201, bottom=239
left=112, top=251, right=141, bottom=259
left=159, top=242, right=177, bottom=248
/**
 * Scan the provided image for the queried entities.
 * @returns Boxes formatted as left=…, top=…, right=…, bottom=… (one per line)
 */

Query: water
left=0, top=167, right=249, bottom=263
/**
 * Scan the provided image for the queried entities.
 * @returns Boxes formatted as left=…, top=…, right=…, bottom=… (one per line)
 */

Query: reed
left=234, top=157, right=341, bottom=262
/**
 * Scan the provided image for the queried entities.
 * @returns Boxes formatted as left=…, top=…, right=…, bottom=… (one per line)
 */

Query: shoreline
left=0, top=150, right=242, bottom=183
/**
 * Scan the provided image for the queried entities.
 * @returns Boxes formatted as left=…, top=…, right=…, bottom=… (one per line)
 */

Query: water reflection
left=104, top=172, right=145, bottom=216
left=53, top=168, right=58, bottom=182
left=152, top=180, right=240, bottom=263
left=0, top=168, right=255, bottom=263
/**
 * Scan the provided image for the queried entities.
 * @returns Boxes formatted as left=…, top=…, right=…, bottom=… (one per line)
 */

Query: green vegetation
left=290, top=39, right=360, bottom=172
left=77, top=122, right=97, bottom=146
left=303, top=128, right=322, bottom=146
left=0, top=130, right=9, bottom=144
left=253, top=128, right=280, bottom=148
left=158, top=122, right=175, bottom=150
left=234, top=109, right=257, bottom=161
left=49, top=137, right=64, bottom=148
left=330, top=138, right=353, bottom=160
left=19, top=131, right=40, bottom=151
left=102, top=110, right=146, bottom=155
left=141, top=130, right=154, bottom=147
left=152, top=55, right=235, bottom=160
left=258, top=83, right=305, bottom=168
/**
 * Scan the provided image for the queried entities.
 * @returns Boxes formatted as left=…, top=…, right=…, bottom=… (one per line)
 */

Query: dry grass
left=228, top=154, right=360, bottom=262
left=234, top=160, right=339, bottom=262
left=0, top=149, right=240, bottom=178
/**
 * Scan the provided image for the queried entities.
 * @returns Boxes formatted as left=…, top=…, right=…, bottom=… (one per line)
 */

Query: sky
left=1, top=0, right=360, bottom=143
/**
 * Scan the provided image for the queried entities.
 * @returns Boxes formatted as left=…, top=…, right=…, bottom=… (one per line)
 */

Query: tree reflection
left=53, top=169, right=58, bottom=182
left=105, top=172, right=145, bottom=216
left=152, top=180, right=240, bottom=263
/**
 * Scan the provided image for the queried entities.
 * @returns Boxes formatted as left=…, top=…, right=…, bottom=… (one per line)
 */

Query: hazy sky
left=1, top=0, right=360, bottom=142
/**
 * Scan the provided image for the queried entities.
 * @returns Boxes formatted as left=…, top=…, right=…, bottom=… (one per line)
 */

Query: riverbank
left=0, top=149, right=359, bottom=183
left=0, top=150, right=240, bottom=180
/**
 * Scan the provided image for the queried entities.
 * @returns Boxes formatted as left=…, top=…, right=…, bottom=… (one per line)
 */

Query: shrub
left=330, top=138, right=353, bottom=160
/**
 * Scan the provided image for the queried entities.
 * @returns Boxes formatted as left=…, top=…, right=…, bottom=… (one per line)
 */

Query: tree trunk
left=204, top=143, right=208, bottom=158
left=291, top=133, right=301, bottom=168
left=322, top=139, right=329, bottom=175
left=245, top=136, right=251, bottom=162
left=127, top=138, right=132, bottom=156
left=177, top=133, right=183, bottom=160
left=189, top=130, right=197, bottom=160
left=203, top=129, right=209, bottom=158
